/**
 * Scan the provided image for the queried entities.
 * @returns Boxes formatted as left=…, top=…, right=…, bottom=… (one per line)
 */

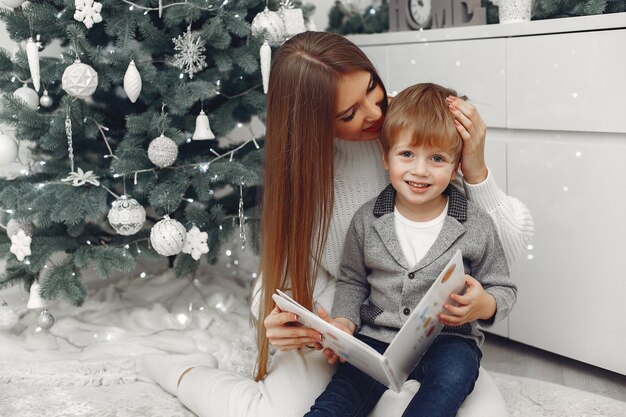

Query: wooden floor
left=481, top=333, right=626, bottom=402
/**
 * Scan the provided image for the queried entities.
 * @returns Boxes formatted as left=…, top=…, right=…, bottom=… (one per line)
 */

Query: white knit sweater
left=253, top=138, right=534, bottom=317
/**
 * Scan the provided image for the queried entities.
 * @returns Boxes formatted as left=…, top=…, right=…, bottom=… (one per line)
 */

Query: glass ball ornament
left=7, top=218, right=34, bottom=238
left=148, top=134, right=178, bottom=168
left=13, top=84, right=39, bottom=109
left=150, top=215, right=187, bottom=256
left=36, top=308, right=55, bottom=330
left=0, top=132, right=18, bottom=167
left=251, top=7, right=285, bottom=47
left=62, top=59, right=98, bottom=99
left=0, top=301, right=19, bottom=330
left=39, top=90, right=53, bottom=108
left=107, top=196, right=146, bottom=236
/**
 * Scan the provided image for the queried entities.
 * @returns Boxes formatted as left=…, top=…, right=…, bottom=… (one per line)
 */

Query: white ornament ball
left=37, top=308, right=55, bottom=330
left=13, top=85, right=39, bottom=109
left=107, top=196, right=146, bottom=236
left=0, top=132, right=18, bottom=166
left=0, top=301, right=19, bottom=330
left=62, top=59, right=98, bottom=99
left=0, top=0, right=26, bottom=8
left=251, top=7, right=285, bottom=47
left=7, top=218, right=34, bottom=238
left=150, top=216, right=187, bottom=256
left=39, top=90, right=53, bottom=108
left=148, top=134, right=178, bottom=168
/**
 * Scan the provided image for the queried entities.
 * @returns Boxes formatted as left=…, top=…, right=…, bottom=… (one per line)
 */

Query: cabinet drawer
left=506, top=29, right=626, bottom=133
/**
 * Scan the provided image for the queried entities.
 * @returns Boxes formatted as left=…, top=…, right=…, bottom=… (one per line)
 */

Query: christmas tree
left=532, top=0, right=626, bottom=19
left=0, top=0, right=313, bottom=309
left=327, top=0, right=388, bottom=34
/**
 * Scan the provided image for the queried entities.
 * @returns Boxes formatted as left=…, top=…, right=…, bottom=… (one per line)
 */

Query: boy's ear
left=382, top=154, right=390, bottom=170
left=450, top=162, right=459, bottom=181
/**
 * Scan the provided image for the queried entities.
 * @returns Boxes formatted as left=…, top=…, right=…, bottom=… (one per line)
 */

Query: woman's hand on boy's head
left=438, top=274, right=497, bottom=326
left=446, top=96, right=489, bottom=184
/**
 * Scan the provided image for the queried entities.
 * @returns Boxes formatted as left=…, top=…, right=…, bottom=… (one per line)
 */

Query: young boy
left=304, top=83, right=517, bottom=417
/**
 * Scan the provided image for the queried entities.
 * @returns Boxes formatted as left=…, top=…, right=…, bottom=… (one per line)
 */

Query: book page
left=272, top=290, right=391, bottom=387
left=383, top=249, right=467, bottom=385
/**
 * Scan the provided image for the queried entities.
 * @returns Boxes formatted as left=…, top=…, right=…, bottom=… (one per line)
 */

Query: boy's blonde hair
left=381, top=83, right=464, bottom=163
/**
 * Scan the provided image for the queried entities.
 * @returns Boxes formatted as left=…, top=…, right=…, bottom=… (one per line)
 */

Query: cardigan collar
left=373, top=183, right=467, bottom=222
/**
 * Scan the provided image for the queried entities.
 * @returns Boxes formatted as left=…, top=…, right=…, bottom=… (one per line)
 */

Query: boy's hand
left=317, top=308, right=356, bottom=365
left=439, top=275, right=496, bottom=326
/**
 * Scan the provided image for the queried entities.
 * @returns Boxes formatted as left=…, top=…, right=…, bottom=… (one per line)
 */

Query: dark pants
left=304, top=334, right=482, bottom=417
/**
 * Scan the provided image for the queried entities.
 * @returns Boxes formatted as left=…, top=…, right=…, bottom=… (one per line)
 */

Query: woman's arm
left=447, top=96, right=534, bottom=265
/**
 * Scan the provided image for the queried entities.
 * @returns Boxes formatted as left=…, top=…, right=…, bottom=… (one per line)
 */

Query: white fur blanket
left=0, top=250, right=624, bottom=417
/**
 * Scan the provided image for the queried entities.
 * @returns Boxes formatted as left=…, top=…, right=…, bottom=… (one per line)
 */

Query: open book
left=272, top=249, right=466, bottom=392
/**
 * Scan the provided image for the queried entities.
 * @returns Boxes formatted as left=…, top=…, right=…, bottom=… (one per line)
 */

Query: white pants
left=177, top=348, right=509, bottom=417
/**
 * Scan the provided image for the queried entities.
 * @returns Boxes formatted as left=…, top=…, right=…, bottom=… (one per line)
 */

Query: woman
left=141, top=31, right=533, bottom=417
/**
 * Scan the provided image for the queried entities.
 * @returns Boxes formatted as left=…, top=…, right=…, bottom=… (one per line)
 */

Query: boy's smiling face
left=384, top=129, right=458, bottom=222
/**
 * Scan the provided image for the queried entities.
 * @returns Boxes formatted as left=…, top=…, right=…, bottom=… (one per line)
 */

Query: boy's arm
left=440, top=214, right=517, bottom=327
left=331, top=211, right=370, bottom=332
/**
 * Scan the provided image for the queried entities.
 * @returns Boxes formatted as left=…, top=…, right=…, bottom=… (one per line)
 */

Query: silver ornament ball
left=62, top=59, right=98, bottom=99
left=148, top=134, right=178, bottom=168
left=39, top=90, right=53, bottom=108
left=251, top=8, right=285, bottom=47
left=107, top=196, right=146, bottom=236
left=150, top=216, right=187, bottom=256
left=37, top=308, right=55, bottom=330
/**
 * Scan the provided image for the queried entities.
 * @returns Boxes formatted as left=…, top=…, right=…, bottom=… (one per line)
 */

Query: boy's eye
left=400, top=151, right=413, bottom=158
left=431, top=155, right=446, bottom=163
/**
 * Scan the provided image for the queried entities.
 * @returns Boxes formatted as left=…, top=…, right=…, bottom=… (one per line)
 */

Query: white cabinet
left=353, top=13, right=626, bottom=374
left=506, top=29, right=626, bottom=133
left=507, top=130, right=626, bottom=374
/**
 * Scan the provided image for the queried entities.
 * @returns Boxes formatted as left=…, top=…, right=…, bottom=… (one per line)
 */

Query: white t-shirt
left=394, top=201, right=448, bottom=268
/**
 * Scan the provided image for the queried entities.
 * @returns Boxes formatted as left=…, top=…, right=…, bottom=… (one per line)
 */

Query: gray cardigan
left=332, top=184, right=517, bottom=347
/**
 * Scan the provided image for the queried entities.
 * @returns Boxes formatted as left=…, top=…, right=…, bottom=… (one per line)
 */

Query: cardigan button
left=408, top=272, right=415, bottom=279
left=403, top=307, right=410, bottom=315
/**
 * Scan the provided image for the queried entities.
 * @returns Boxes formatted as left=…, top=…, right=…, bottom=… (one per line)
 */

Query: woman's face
left=333, top=70, right=385, bottom=142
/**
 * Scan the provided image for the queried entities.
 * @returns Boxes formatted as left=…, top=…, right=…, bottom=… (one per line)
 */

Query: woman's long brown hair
left=256, top=31, right=387, bottom=381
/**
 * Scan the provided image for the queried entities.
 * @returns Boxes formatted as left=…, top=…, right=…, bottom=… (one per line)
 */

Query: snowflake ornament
left=62, top=167, right=100, bottom=187
left=10, top=230, right=31, bottom=262
left=74, top=0, right=103, bottom=29
left=172, top=26, right=207, bottom=79
left=182, top=226, right=209, bottom=261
